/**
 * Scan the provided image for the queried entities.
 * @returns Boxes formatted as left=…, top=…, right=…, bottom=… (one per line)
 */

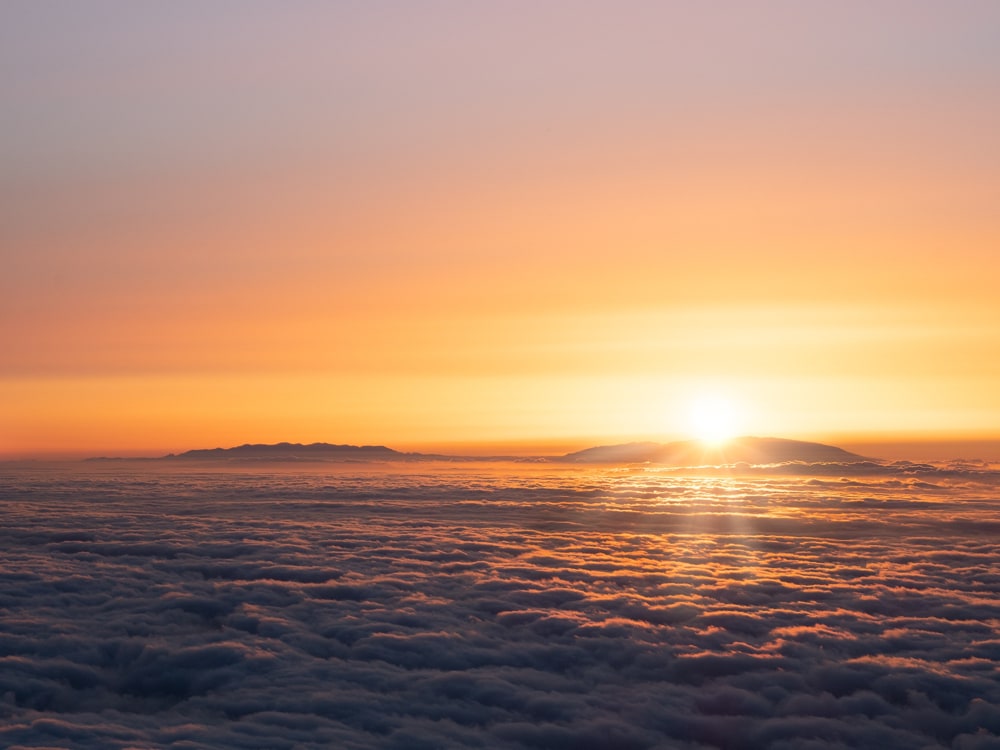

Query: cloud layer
left=1, top=463, right=998, bottom=748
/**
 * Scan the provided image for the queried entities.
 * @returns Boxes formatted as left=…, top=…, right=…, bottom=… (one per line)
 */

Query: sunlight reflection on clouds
left=0, top=463, right=998, bottom=748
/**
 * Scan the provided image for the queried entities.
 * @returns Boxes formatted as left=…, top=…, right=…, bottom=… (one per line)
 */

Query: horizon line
left=5, top=433, right=1000, bottom=463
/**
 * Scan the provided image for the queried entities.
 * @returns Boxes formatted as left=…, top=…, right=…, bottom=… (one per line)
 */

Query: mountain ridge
left=558, top=436, right=866, bottom=464
left=132, top=436, right=869, bottom=466
left=169, top=442, right=405, bottom=460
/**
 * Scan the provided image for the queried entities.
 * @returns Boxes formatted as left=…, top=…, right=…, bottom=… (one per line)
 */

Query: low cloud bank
left=0, top=464, right=998, bottom=748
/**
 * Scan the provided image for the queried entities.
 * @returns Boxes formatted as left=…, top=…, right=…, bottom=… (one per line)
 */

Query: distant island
left=167, top=442, right=409, bottom=461
left=96, top=437, right=869, bottom=466
left=559, top=437, right=866, bottom=465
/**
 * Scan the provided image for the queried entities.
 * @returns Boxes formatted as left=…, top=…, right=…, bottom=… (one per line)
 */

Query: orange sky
left=3, top=2, right=1000, bottom=458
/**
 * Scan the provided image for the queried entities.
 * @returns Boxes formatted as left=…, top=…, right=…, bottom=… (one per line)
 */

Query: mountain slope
left=168, top=442, right=405, bottom=461
left=559, top=437, right=866, bottom=465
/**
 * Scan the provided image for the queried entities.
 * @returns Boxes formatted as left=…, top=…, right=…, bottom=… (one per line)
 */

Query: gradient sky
left=3, top=1, right=1000, bottom=457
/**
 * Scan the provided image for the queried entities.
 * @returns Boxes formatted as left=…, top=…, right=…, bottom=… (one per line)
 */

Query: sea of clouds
left=1, top=460, right=998, bottom=749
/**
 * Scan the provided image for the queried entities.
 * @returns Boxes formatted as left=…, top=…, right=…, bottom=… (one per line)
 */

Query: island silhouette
left=135, top=437, right=867, bottom=466
left=560, top=437, right=864, bottom=464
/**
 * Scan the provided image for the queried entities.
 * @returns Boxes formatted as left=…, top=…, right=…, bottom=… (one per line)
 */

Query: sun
left=688, top=393, right=740, bottom=446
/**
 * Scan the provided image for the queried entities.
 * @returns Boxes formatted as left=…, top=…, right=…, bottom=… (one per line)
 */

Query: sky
left=3, top=1, right=1000, bottom=457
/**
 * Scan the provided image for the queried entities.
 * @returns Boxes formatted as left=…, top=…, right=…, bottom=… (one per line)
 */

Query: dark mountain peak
left=153, top=436, right=865, bottom=466
left=560, top=436, right=865, bottom=465
left=169, top=442, right=403, bottom=461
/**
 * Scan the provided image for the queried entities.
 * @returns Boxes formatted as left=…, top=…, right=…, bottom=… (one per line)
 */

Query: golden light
left=688, top=393, right=741, bottom=446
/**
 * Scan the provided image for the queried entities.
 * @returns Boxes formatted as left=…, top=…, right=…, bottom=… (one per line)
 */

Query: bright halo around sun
left=688, top=393, right=741, bottom=446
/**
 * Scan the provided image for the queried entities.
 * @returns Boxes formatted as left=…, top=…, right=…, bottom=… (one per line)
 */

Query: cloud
left=0, top=462, right=997, bottom=748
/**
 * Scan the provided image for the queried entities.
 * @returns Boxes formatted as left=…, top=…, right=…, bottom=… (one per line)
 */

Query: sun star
left=688, top=393, right=740, bottom=447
